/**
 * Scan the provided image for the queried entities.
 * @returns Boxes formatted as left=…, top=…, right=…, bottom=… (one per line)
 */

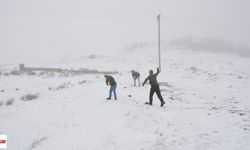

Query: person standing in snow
left=131, top=70, right=141, bottom=87
left=142, top=68, right=165, bottom=107
left=104, top=74, right=117, bottom=100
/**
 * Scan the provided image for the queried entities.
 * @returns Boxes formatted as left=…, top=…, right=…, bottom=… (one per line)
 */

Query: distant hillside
left=125, top=37, right=250, bottom=57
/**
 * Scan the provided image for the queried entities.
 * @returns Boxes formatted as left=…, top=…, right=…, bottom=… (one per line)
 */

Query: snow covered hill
left=0, top=48, right=250, bottom=150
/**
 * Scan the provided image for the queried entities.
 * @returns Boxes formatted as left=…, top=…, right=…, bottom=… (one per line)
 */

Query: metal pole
left=157, top=14, right=161, bottom=71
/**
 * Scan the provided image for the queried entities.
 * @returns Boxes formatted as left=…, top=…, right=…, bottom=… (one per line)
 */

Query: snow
left=0, top=48, right=250, bottom=150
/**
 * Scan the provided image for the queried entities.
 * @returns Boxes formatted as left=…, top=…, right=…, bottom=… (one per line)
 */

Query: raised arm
left=154, top=68, right=160, bottom=76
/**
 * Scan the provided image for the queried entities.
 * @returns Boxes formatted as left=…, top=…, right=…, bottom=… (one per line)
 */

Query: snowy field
left=1, top=48, right=250, bottom=150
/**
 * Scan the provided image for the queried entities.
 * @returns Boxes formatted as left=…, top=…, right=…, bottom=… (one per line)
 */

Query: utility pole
left=157, top=14, right=161, bottom=71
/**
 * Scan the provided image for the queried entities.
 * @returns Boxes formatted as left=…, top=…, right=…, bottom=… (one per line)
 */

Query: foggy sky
left=0, top=0, right=250, bottom=64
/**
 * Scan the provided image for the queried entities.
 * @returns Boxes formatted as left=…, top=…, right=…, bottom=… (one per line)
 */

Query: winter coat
left=105, top=75, right=117, bottom=86
left=143, top=69, right=160, bottom=86
left=132, top=71, right=140, bottom=79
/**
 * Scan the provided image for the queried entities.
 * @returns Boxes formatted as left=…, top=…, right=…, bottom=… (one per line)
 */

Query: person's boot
left=145, top=102, right=152, bottom=105
left=161, top=101, right=165, bottom=107
left=106, top=97, right=111, bottom=100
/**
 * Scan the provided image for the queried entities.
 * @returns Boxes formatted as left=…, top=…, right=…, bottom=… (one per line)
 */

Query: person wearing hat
left=142, top=68, right=165, bottom=107
left=104, top=74, right=117, bottom=100
left=131, top=70, right=141, bottom=87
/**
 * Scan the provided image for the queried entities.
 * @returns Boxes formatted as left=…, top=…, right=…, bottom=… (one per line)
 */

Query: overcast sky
left=0, top=0, right=250, bottom=64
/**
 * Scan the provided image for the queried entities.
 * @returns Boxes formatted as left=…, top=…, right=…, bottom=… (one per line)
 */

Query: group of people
left=104, top=68, right=165, bottom=107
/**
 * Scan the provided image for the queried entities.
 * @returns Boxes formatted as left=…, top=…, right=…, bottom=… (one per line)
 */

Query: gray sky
left=0, top=0, right=250, bottom=64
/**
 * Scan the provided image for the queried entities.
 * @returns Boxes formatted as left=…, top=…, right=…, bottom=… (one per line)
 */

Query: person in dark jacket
left=142, top=68, right=165, bottom=107
left=104, top=74, right=117, bottom=100
left=131, top=70, right=140, bottom=87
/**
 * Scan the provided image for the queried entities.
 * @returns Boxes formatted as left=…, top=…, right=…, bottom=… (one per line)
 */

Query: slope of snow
left=0, top=49, right=250, bottom=150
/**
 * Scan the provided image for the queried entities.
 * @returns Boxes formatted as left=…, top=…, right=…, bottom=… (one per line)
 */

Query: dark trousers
left=149, top=85, right=164, bottom=104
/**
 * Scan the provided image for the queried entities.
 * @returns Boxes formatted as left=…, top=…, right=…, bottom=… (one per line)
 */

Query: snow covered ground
left=1, top=48, right=250, bottom=150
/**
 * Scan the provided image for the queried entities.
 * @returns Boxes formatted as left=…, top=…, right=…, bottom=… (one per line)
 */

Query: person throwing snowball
left=142, top=68, right=165, bottom=107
